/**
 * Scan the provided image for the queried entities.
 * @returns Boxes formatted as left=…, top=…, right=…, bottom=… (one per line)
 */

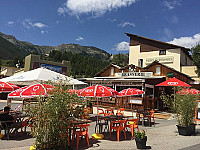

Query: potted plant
left=161, top=89, right=198, bottom=136
left=134, top=130, right=147, bottom=149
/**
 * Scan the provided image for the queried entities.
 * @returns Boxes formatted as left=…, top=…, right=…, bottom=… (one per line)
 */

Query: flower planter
left=135, top=136, right=147, bottom=149
left=176, top=124, right=196, bottom=136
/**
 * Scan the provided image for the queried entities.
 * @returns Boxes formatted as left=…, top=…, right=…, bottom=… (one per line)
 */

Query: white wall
left=129, top=45, right=182, bottom=71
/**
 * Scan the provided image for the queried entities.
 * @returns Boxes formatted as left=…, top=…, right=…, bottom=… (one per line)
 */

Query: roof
left=94, top=63, right=121, bottom=77
left=125, top=33, right=190, bottom=51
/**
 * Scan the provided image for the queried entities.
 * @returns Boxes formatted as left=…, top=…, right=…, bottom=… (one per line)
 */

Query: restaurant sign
left=121, top=72, right=153, bottom=77
left=146, top=56, right=174, bottom=64
left=167, top=72, right=175, bottom=77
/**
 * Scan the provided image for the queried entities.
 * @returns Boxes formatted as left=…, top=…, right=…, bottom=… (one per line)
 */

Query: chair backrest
left=98, top=108, right=105, bottom=116
left=22, top=117, right=36, bottom=127
left=117, top=108, right=125, bottom=116
left=105, top=108, right=114, bottom=116
left=148, top=110, right=155, bottom=116
left=74, top=124, right=90, bottom=132
left=110, top=120, right=126, bottom=128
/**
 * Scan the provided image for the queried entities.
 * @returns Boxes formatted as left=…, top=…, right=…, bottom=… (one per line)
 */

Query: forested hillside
left=0, top=36, right=28, bottom=60
left=46, top=50, right=110, bottom=77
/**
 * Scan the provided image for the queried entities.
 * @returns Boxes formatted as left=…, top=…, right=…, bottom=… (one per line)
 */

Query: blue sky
left=0, top=0, right=200, bottom=54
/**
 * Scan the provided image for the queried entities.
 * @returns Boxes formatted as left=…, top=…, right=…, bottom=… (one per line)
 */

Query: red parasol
left=78, top=84, right=118, bottom=138
left=78, top=85, right=118, bottom=97
left=177, top=88, right=199, bottom=95
left=0, top=81, right=20, bottom=93
left=118, top=88, right=145, bottom=96
left=155, top=77, right=191, bottom=87
left=8, top=83, right=54, bottom=98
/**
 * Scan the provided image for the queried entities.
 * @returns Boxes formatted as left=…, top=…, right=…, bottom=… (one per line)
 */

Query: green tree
left=191, top=44, right=200, bottom=77
left=112, top=53, right=128, bottom=67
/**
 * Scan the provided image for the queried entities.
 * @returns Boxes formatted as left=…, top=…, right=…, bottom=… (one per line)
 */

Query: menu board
left=196, top=101, right=200, bottom=119
left=195, top=100, right=200, bottom=123
left=129, top=99, right=143, bottom=105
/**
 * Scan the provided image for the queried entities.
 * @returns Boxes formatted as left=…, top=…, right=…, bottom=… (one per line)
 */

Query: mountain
left=0, top=32, right=111, bottom=60
left=0, top=35, right=29, bottom=59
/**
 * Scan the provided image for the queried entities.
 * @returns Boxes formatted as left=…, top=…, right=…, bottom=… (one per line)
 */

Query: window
left=138, top=59, right=143, bottom=68
left=159, top=50, right=166, bottom=55
left=111, top=68, right=114, bottom=76
left=156, top=66, right=160, bottom=75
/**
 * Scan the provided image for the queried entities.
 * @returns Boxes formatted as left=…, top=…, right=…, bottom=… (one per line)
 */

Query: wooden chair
left=147, top=110, right=155, bottom=127
left=21, top=117, right=36, bottom=135
left=98, top=108, right=105, bottom=116
left=110, top=120, right=126, bottom=142
left=105, top=108, right=114, bottom=116
left=72, top=124, right=90, bottom=150
left=124, top=119, right=139, bottom=139
left=117, top=108, right=125, bottom=116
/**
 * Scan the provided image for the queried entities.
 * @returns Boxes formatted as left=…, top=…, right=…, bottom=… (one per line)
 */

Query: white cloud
left=114, top=41, right=129, bottom=51
left=58, top=0, right=137, bottom=17
left=33, top=22, right=47, bottom=28
left=41, top=30, right=48, bottom=34
left=22, top=19, right=33, bottom=29
left=76, top=36, right=84, bottom=41
left=7, top=21, right=14, bottom=25
left=22, top=19, right=47, bottom=29
left=118, top=21, right=135, bottom=28
left=169, top=33, right=200, bottom=48
left=163, top=0, right=182, bottom=10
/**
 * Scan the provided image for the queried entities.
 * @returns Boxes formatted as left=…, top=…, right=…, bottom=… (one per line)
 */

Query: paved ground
left=1, top=100, right=200, bottom=150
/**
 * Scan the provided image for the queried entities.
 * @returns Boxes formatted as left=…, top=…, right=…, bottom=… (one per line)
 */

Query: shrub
left=27, top=82, right=84, bottom=149
left=160, top=88, right=198, bottom=127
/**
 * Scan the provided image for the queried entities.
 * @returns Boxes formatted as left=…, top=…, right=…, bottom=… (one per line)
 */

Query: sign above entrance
left=167, top=72, right=175, bottom=77
left=120, top=72, right=153, bottom=77
left=146, top=56, right=174, bottom=64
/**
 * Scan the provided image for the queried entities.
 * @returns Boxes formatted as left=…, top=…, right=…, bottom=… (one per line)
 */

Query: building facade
left=24, top=54, right=70, bottom=76
left=79, top=33, right=198, bottom=111
left=127, top=33, right=193, bottom=72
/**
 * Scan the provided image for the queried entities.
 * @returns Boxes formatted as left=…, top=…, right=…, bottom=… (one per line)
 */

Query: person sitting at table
left=0, top=106, right=22, bottom=136
left=0, top=106, right=14, bottom=126
left=0, top=106, right=15, bottom=135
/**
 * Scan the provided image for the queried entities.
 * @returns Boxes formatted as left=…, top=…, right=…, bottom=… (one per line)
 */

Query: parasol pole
left=92, top=85, right=104, bottom=140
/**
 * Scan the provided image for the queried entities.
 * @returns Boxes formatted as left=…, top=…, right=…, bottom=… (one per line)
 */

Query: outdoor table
left=72, top=118, right=92, bottom=125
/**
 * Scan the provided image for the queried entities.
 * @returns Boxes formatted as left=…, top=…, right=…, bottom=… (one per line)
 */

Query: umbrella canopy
left=8, top=83, right=54, bottom=98
left=78, top=85, right=118, bottom=97
left=155, top=77, right=191, bottom=87
left=118, top=88, right=145, bottom=97
left=0, top=81, right=20, bottom=93
left=0, top=68, right=86, bottom=86
left=177, top=88, right=199, bottom=95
